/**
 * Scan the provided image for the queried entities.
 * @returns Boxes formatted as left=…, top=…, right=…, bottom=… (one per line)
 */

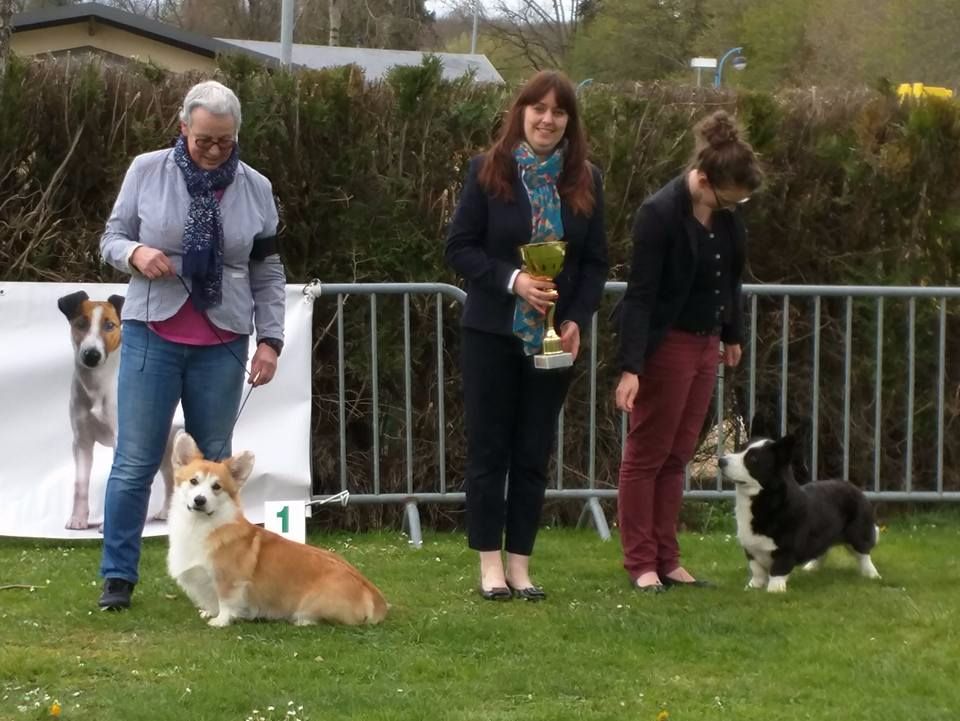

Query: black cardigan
left=445, top=154, right=609, bottom=337
left=618, top=174, right=747, bottom=374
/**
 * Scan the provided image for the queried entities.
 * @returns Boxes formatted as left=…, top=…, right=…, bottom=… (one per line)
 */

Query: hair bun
left=689, top=110, right=762, bottom=190
left=698, top=110, right=739, bottom=148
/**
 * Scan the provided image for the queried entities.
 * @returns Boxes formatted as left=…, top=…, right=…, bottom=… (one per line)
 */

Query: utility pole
left=329, top=0, right=342, bottom=47
left=280, top=0, right=294, bottom=68
left=470, top=1, right=479, bottom=54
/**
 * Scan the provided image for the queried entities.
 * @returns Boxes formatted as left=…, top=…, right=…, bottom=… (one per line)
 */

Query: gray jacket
left=100, top=148, right=286, bottom=341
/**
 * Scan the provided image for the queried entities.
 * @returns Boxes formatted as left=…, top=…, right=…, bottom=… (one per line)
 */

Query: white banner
left=0, top=282, right=313, bottom=539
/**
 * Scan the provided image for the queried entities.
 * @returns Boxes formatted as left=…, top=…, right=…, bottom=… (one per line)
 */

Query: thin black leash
left=140, top=274, right=259, bottom=461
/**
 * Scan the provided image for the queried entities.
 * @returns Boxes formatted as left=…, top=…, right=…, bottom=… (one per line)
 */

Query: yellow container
left=897, top=82, right=954, bottom=100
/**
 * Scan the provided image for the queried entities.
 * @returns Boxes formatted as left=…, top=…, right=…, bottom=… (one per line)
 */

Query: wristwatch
left=257, top=337, right=283, bottom=357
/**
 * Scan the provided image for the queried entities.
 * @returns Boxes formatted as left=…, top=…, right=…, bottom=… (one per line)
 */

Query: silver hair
left=179, top=80, right=242, bottom=133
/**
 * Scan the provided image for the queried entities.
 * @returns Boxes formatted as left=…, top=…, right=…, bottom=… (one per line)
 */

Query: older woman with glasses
left=96, top=80, right=286, bottom=611
left=614, top=110, right=762, bottom=593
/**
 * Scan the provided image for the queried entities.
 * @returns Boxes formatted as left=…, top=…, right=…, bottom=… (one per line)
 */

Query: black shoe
left=98, top=578, right=135, bottom=610
left=661, top=576, right=715, bottom=589
left=629, top=575, right=666, bottom=594
left=507, top=583, right=546, bottom=602
left=478, top=585, right=512, bottom=601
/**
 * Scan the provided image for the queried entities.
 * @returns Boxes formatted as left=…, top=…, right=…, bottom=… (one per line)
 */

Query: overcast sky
left=426, top=1, right=475, bottom=14
left=425, top=1, right=537, bottom=15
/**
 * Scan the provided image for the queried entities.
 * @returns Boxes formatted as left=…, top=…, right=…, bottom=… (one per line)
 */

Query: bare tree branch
left=486, top=0, right=576, bottom=70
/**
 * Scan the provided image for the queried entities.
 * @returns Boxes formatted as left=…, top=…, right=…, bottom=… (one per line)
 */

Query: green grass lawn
left=2, top=511, right=959, bottom=721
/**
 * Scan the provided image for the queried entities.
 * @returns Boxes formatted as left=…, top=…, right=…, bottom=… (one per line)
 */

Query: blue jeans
left=100, top=321, right=248, bottom=583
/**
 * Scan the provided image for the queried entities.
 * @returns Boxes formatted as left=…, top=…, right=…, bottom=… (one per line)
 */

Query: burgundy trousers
left=618, top=329, right=720, bottom=580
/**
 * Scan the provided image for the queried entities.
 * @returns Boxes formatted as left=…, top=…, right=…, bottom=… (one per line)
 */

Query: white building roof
left=217, top=39, right=504, bottom=84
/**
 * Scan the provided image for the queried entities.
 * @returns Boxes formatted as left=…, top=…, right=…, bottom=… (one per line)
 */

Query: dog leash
left=308, top=490, right=350, bottom=508
left=141, top=275, right=259, bottom=461
left=175, top=274, right=258, bottom=461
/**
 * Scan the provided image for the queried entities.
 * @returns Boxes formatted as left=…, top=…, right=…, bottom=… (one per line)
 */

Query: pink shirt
left=148, top=300, right=239, bottom=345
left=149, top=188, right=239, bottom=346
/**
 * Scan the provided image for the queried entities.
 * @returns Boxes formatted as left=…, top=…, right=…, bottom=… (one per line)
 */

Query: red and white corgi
left=167, top=431, right=388, bottom=627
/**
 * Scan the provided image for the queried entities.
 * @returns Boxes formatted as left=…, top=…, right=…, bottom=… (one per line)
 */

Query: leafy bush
left=1, top=57, right=956, bottom=527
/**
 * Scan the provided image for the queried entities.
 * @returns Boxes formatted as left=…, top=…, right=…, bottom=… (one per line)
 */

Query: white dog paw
left=152, top=508, right=170, bottom=522
left=858, top=556, right=881, bottom=579
left=198, top=609, right=216, bottom=619
left=207, top=615, right=232, bottom=628
left=801, top=559, right=821, bottom=572
left=766, top=576, right=788, bottom=593
left=746, top=577, right=767, bottom=590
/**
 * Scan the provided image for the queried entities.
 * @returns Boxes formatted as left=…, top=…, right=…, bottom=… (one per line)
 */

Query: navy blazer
left=445, top=154, right=608, bottom=337
left=618, top=174, right=747, bottom=374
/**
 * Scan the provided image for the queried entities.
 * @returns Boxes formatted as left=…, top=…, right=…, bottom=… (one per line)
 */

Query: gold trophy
left=520, top=240, right=573, bottom=370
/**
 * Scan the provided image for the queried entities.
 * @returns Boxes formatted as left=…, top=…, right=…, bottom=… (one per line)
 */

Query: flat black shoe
left=634, top=583, right=666, bottom=594
left=478, top=586, right=512, bottom=601
left=662, top=576, right=715, bottom=589
left=507, top=583, right=546, bottom=602
left=98, top=578, right=135, bottom=610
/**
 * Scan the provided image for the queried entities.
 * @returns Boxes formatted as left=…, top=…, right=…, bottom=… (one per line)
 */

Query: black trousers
left=460, top=327, right=573, bottom=555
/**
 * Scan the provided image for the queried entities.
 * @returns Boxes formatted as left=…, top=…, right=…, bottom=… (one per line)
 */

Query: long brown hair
left=689, top=110, right=763, bottom=191
left=478, top=70, right=596, bottom=216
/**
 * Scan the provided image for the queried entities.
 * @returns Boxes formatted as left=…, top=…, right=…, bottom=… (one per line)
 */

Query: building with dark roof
left=10, top=2, right=503, bottom=83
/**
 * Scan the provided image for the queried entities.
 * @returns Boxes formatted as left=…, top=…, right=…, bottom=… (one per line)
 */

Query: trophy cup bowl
left=519, top=241, right=573, bottom=370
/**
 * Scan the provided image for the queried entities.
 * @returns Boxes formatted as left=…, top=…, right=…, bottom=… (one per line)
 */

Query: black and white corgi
left=719, top=434, right=881, bottom=593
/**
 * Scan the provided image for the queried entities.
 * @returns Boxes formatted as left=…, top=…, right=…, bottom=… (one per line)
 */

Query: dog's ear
left=749, top=411, right=777, bottom=440
left=773, top=434, right=796, bottom=467
left=172, top=431, right=202, bottom=469
left=788, top=420, right=812, bottom=483
left=57, top=291, right=89, bottom=320
left=226, top=451, right=255, bottom=486
left=107, top=295, right=125, bottom=316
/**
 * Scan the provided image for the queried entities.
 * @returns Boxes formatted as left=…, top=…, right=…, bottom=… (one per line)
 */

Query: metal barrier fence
left=305, top=282, right=960, bottom=547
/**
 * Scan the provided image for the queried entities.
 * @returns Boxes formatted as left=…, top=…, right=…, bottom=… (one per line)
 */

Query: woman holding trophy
left=445, top=70, right=608, bottom=601
left=615, top=111, right=763, bottom=593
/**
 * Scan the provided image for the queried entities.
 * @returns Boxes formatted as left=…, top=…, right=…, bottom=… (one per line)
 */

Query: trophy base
left=534, top=351, right=574, bottom=370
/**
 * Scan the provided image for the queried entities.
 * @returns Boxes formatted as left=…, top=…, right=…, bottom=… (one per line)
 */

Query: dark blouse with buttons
left=616, top=174, right=747, bottom=375
left=672, top=220, right=734, bottom=335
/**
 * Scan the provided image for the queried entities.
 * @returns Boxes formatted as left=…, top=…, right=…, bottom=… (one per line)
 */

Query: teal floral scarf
left=512, top=142, right=565, bottom=355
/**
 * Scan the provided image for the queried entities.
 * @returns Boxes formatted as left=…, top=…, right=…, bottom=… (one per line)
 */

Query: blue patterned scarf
left=173, top=134, right=239, bottom=310
left=512, top=142, right=565, bottom=355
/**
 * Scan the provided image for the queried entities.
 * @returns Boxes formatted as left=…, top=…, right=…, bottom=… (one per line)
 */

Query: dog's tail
left=366, top=587, right=389, bottom=624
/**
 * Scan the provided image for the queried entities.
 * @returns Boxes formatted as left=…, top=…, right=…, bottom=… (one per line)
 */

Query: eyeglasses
left=192, top=136, right=236, bottom=152
left=711, top=185, right=751, bottom=210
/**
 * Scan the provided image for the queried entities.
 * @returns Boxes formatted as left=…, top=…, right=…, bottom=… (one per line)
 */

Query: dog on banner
left=58, top=290, right=177, bottom=530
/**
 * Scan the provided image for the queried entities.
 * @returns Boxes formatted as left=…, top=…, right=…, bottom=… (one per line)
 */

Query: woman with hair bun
left=614, top=110, right=762, bottom=593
